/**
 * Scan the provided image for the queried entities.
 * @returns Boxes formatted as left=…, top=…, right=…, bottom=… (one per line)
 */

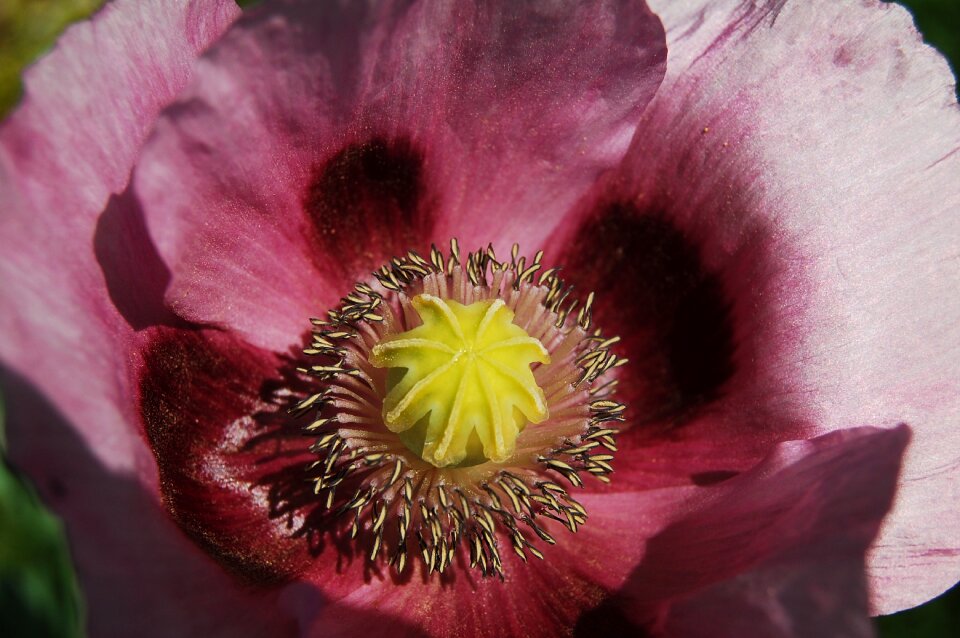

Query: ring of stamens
left=292, top=239, right=626, bottom=578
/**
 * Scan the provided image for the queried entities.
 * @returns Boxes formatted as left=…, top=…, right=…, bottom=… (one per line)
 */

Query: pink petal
left=298, top=493, right=671, bottom=638
left=0, top=0, right=239, bottom=468
left=551, top=0, right=960, bottom=612
left=0, top=0, right=239, bottom=213
left=582, top=426, right=909, bottom=636
left=135, top=0, right=667, bottom=352
left=134, top=324, right=694, bottom=637
left=0, top=0, right=286, bottom=633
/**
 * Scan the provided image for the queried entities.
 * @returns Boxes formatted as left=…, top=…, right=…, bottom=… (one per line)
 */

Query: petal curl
left=551, top=0, right=960, bottom=612
left=135, top=0, right=667, bottom=352
left=579, top=425, right=909, bottom=636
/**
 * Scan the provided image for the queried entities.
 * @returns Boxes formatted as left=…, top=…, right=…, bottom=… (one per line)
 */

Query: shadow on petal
left=4, top=363, right=433, bottom=636
left=576, top=426, right=909, bottom=638
left=94, top=187, right=188, bottom=330
left=1, top=366, right=296, bottom=637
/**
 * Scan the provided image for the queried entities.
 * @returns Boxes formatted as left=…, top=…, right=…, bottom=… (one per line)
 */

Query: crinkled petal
left=136, top=0, right=666, bottom=352
left=550, top=0, right=960, bottom=612
left=579, top=425, right=909, bottom=636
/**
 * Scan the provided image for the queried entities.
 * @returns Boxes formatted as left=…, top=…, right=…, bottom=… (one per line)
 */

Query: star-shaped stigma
left=370, top=294, right=551, bottom=467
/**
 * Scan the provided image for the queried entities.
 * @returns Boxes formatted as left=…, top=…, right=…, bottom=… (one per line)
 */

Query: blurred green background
left=0, top=0, right=958, bottom=636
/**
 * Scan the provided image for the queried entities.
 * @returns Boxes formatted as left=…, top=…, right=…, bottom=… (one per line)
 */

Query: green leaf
left=0, top=390, right=84, bottom=638
left=0, top=0, right=106, bottom=117
left=895, top=0, right=960, bottom=94
left=876, top=583, right=960, bottom=637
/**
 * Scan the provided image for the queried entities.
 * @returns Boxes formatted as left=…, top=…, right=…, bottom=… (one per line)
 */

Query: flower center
left=370, top=295, right=551, bottom=467
left=293, top=240, right=625, bottom=577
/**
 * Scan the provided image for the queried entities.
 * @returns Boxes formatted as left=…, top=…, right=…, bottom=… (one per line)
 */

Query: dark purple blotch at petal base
left=0, top=364, right=296, bottom=638
left=550, top=191, right=810, bottom=493
left=304, top=137, right=436, bottom=282
left=139, top=327, right=315, bottom=584
left=561, top=203, right=735, bottom=424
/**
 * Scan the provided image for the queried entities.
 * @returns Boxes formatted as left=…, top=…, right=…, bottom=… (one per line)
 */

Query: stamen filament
left=296, top=239, right=625, bottom=579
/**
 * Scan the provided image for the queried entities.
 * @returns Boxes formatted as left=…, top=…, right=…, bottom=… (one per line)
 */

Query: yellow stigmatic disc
left=370, top=294, right=551, bottom=467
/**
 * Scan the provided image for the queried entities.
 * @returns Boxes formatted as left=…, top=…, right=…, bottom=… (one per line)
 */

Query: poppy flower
left=1, top=0, right=957, bottom=636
